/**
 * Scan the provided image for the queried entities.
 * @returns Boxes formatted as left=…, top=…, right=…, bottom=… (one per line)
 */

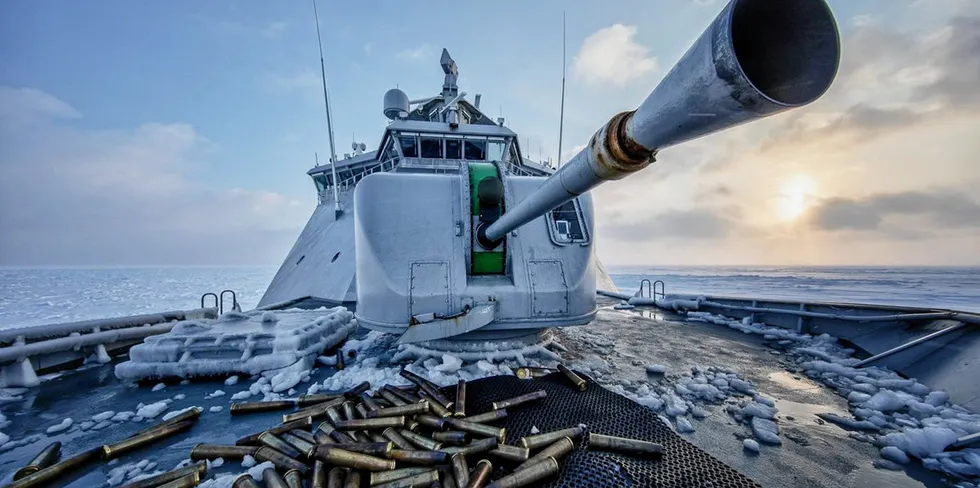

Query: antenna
left=312, top=0, right=342, bottom=218
left=315, top=152, right=319, bottom=167
left=557, top=11, right=567, bottom=167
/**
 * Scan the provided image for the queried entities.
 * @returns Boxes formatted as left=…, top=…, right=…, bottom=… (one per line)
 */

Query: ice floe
left=45, top=418, right=72, bottom=434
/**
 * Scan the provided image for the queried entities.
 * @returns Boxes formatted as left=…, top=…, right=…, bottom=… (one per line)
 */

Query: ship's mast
left=312, top=0, right=342, bottom=218
left=557, top=11, right=567, bottom=167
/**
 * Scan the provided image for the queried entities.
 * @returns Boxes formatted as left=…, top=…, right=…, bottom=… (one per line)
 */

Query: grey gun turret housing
left=354, top=0, right=841, bottom=344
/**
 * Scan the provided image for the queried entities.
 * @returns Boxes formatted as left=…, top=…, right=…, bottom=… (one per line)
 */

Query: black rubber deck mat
left=445, top=371, right=762, bottom=488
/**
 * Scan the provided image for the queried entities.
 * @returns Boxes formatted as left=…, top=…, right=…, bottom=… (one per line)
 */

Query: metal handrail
left=653, top=280, right=666, bottom=300
left=201, top=292, right=218, bottom=310
left=219, top=290, right=238, bottom=314
left=639, top=279, right=651, bottom=298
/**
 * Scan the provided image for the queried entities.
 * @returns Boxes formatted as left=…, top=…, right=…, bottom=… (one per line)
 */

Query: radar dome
left=383, top=88, right=410, bottom=120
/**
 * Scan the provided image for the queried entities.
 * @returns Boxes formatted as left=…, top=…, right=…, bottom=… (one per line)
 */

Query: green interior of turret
left=469, top=162, right=505, bottom=275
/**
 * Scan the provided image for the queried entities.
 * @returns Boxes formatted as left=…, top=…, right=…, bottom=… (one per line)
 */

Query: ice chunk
left=46, top=418, right=73, bottom=434
left=172, top=394, right=186, bottom=401
left=924, top=391, right=949, bottom=407
left=162, top=406, right=199, bottom=421
left=92, top=420, right=113, bottom=430
left=224, top=376, right=239, bottom=386
left=79, top=421, right=94, bottom=430
left=241, top=454, right=257, bottom=468
left=93, top=411, right=115, bottom=422
left=690, top=407, right=708, bottom=419
left=207, top=457, right=225, bottom=469
left=645, top=364, right=667, bottom=374
left=741, top=402, right=777, bottom=420
left=205, top=389, right=226, bottom=399
left=270, top=371, right=302, bottom=393
left=881, top=446, right=909, bottom=464
left=881, top=427, right=960, bottom=459
left=729, top=378, right=754, bottom=394
left=743, top=439, right=760, bottom=452
left=136, top=401, right=169, bottom=419
left=112, top=411, right=136, bottom=422
left=530, top=426, right=540, bottom=434
left=863, top=390, right=908, bottom=413
left=874, top=459, right=904, bottom=471
left=676, top=417, right=695, bottom=433
left=230, top=390, right=252, bottom=401
left=0, top=432, right=8, bottom=445
left=151, top=383, right=166, bottom=392
left=664, top=394, right=688, bottom=417
left=209, top=406, right=223, bottom=413
left=751, top=417, right=782, bottom=445
left=261, top=311, right=278, bottom=323
left=247, top=461, right=276, bottom=480
left=851, top=383, right=878, bottom=395
left=433, top=355, right=463, bottom=374
left=847, top=392, right=872, bottom=404
left=816, top=413, right=879, bottom=431
left=752, top=395, right=774, bottom=407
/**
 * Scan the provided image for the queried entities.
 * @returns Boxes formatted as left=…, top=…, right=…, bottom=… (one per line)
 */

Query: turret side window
left=399, top=136, right=418, bottom=158
left=420, top=137, right=443, bottom=158
left=487, top=140, right=505, bottom=161
left=548, top=199, right=589, bottom=245
left=445, top=139, right=462, bottom=159
left=464, top=140, right=486, bottom=160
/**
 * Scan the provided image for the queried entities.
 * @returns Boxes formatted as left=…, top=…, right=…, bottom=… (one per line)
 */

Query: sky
left=0, top=0, right=978, bottom=267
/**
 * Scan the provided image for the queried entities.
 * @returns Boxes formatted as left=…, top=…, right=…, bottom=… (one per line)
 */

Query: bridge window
left=420, top=137, right=443, bottom=158
left=464, top=139, right=486, bottom=160
left=399, top=136, right=418, bottom=158
left=313, top=174, right=328, bottom=192
left=487, top=140, right=505, bottom=161
left=446, top=138, right=462, bottom=159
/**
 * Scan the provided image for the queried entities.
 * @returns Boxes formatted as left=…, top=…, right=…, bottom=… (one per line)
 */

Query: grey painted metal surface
left=484, top=0, right=841, bottom=243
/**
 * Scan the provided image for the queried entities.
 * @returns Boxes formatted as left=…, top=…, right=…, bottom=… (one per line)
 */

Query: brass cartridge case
left=369, top=402, right=429, bottom=418
left=336, top=416, right=406, bottom=431
left=445, top=418, right=506, bottom=443
left=258, top=432, right=303, bottom=459
left=465, top=410, right=507, bottom=424
left=280, top=431, right=317, bottom=458
left=263, top=467, right=289, bottom=488
left=432, top=431, right=469, bottom=445
left=102, top=420, right=195, bottom=460
left=342, top=401, right=357, bottom=421
left=490, top=390, right=546, bottom=411
left=416, top=414, right=448, bottom=431
left=336, top=349, right=345, bottom=370
left=283, top=397, right=346, bottom=423
left=458, top=438, right=498, bottom=457
left=117, top=462, right=207, bottom=488
left=485, top=457, right=558, bottom=488
left=450, top=453, right=469, bottom=488
left=230, top=400, right=295, bottom=415
left=339, top=441, right=393, bottom=458
left=190, top=444, right=257, bottom=460
left=345, top=381, right=372, bottom=398
left=466, top=459, right=493, bottom=488
left=298, top=393, right=344, bottom=407
left=327, top=467, right=348, bottom=488
left=13, top=441, right=61, bottom=480
left=378, top=387, right=408, bottom=407
left=156, top=474, right=199, bottom=488
left=587, top=433, right=663, bottom=458
left=254, top=446, right=310, bottom=474
left=312, top=460, right=329, bottom=488
left=373, top=469, right=439, bottom=488
left=453, top=380, right=466, bottom=418
left=398, top=429, right=443, bottom=451
left=515, top=437, right=574, bottom=472
left=556, top=364, right=587, bottom=391
left=361, top=392, right=382, bottom=412
left=314, top=445, right=397, bottom=471
left=519, top=426, right=584, bottom=450
left=382, top=427, right=416, bottom=450
left=237, top=417, right=313, bottom=446
left=284, top=469, right=305, bottom=488
left=369, top=467, right=434, bottom=486
left=290, top=429, right=317, bottom=444
left=232, top=473, right=261, bottom=488
left=489, top=444, right=529, bottom=462
left=343, top=470, right=362, bottom=488
left=419, top=382, right=453, bottom=411
left=390, top=449, right=449, bottom=465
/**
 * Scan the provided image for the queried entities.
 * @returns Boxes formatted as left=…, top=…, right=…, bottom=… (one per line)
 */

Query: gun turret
left=481, top=0, right=840, bottom=244
left=354, top=0, right=840, bottom=344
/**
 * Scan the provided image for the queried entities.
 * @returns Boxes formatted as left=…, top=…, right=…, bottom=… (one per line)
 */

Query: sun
left=777, top=175, right=817, bottom=221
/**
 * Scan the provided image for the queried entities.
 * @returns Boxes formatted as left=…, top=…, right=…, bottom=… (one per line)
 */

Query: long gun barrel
left=481, top=0, right=840, bottom=243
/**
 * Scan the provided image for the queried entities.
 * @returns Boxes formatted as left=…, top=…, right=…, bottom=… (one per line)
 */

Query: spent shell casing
left=432, top=431, right=469, bottom=445
left=336, top=417, right=406, bottom=430
left=466, top=459, right=493, bottom=488
left=336, top=349, right=345, bottom=370
left=515, top=437, right=574, bottom=472
left=254, top=446, right=310, bottom=474
left=343, top=470, right=362, bottom=488
left=156, top=474, right=199, bottom=488
left=514, top=368, right=554, bottom=380
left=345, top=381, right=372, bottom=398
left=284, top=397, right=346, bottom=423
left=445, top=419, right=506, bottom=443
left=382, top=427, right=416, bottom=450
left=6, top=447, right=102, bottom=488
left=353, top=430, right=374, bottom=443
left=399, top=429, right=443, bottom=451
left=284, top=469, right=305, bottom=488
left=486, top=457, right=558, bottom=488
left=361, top=392, right=382, bottom=412
left=327, top=406, right=345, bottom=426
left=587, top=433, right=663, bottom=458
left=13, top=441, right=61, bottom=480
left=398, top=368, right=438, bottom=391
left=440, top=446, right=464, bottom=455
left=441, top=468, right=455, bottom=488
left=556, top=364, right=587, bottom=391
left=102, top=420, right=195, bottom=460
left=421, top=393, right=453, bottom=418
left=238, top=418, right=313, bottom=446
left=369, top=402, right=429, bottom=418
left=369, top=467, right=434, bottom=486
left=387, top=385, right=422, bottom=404
left=338, top=442, right=393, bottom=458
left=519, top=426, right=584, bottom=450
left=118, top=463, right=207, bottom=488
left=342, top=401, right=357, bottom=421
left=298, top=393, right=344, bottom=407
left=315, top=445, right=397, bottom=471
left=263, top=467, right=290, bottom=488
left=232, top=474, right=261, bottom=488
left=378, top=387, right=408, bottom=407
left=373, top=469, right=439, bottom=488
left=390, top=449, right=449, bottom=465
left=312, top=460, right=328, bottom=488
left=465, top=410, right=507, bottom=424
left=489, top=444, right=529, bottom=462
left=315, top=430, right=337, bottom=445
left=230, top=400, right=296, bottom=415
left=280, top=432, right=317, bottom=458
left=290, top=429, right=317, bottom=444
left=126, top=407, right=202, bottom=439
left=450, top=453, right=469, bottom=488
left=458, top=438, right=498, bottom=457
left=369, top=432, right=388, bottom=443
left=258, top=432, right=303, bottom=459
left=190, top=444, right=257, bottom=460
left=490, top=390, right=546, bottom=411
left=416, top=414, right=448, bottom=431
left=327, top=467, right=348, bottom=488
left=419, top=382, right=453, bottom=411
left=453, top=380, right=466, bottom=418
left=356, top=403, right=370, bottom=419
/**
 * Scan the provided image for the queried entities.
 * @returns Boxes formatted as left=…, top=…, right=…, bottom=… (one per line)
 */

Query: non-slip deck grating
left=447, top=372, right=762, bottom=488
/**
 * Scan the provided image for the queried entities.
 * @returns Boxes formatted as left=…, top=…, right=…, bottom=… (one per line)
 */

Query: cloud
left=572, top=25, right=657, bottom=86
left=808, top=190, right=980, bottom=231
left=601, top=207, right=737, bottom=241
left=396, top=44, right=432, bottom=61
left=0, top=86, right=307, bottom=266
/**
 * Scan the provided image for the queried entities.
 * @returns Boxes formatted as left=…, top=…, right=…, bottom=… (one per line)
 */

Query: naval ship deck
left=1, top=300, right=965, bottom=487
